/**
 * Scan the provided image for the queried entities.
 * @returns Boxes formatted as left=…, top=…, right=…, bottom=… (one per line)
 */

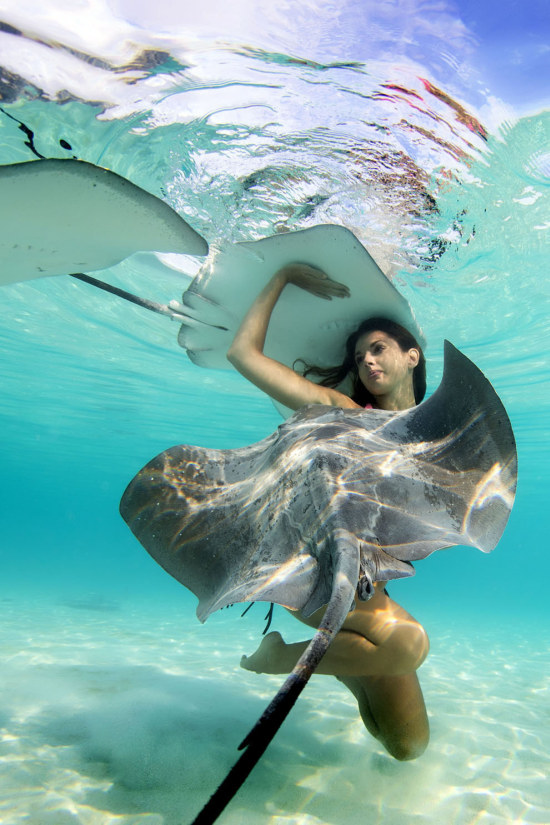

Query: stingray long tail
left=188, top=529, right=360, bottom=825
left=70, top=273, right=186, bottom=319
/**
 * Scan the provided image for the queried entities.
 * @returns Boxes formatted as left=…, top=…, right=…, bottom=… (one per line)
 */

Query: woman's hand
left=276, top=263, right=350, bottom=300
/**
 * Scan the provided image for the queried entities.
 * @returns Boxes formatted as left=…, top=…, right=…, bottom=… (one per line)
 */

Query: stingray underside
left=176, top=225, right=424, bottom=370
left=0, top=158, right=208, bottom=284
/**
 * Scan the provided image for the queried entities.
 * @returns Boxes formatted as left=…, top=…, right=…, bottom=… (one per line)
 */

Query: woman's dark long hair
left=299, top=317, right=426, bottom=407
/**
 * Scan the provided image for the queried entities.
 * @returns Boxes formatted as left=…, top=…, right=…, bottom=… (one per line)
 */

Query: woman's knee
left=386, top=729, right=430, bottom=761
left=382, top=710, right=430, bottom=761
left=388, top=621, right=430, bottom=673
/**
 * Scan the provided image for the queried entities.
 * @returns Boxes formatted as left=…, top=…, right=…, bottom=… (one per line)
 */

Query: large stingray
left=0, top=158, right=207, bottom=284
left=120, top=341, right=517, bottom=824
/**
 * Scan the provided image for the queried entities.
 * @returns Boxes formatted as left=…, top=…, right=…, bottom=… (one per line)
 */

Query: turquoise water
left=0, top=3, right=549, bottom=824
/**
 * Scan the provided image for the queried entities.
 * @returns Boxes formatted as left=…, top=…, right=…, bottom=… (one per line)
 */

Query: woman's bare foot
left=240, top=631, right=284, bottom=673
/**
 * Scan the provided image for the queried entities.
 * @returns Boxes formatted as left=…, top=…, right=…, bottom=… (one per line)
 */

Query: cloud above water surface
left=1, top=0, right=546, bottom=114
left=110, top=0, right=477, bottom=64
left=0, top=0, right=484, bottom=103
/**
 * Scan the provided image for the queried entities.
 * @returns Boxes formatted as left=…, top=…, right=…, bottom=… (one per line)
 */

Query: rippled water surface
left=0, top=2, right=549, bottom=824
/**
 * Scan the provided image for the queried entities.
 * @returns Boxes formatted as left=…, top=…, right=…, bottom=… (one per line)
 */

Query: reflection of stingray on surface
left=120, top=341, right=517, bottom=824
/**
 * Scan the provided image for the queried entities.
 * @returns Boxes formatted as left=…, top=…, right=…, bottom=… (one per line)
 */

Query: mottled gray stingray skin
left=120, top=341, right=517, bottom=824
left=0, top=158, right=207, bottom=284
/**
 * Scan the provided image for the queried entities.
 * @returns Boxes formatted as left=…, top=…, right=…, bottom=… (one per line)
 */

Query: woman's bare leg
left=241, top=623, right=428, bottom=677
left=338, top=672, right=429, bottom=760
left=240, top=587, right=430, bottom=760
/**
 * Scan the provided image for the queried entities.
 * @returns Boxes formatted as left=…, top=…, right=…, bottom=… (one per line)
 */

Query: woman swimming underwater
left=227, top=263, right=430, bottom=761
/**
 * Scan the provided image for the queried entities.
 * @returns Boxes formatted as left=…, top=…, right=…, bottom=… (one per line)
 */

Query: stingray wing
left=0, top=158, right=207, bottom=284
left=120, top=431, right=324, bottom=621
left=335, top=340, right=518, bottom=568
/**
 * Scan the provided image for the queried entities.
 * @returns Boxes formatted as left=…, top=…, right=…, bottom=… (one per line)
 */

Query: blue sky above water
left=456, top=0, right=550, bottom=107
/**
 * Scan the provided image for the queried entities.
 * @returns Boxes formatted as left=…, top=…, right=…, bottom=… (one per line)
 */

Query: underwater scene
left=0, top=1, right=549, bottom=824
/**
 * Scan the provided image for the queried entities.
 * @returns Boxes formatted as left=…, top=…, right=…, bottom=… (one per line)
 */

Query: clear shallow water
left=1, top=602, right=548, bottom=825
left=0, top=2, right=549, bottom=824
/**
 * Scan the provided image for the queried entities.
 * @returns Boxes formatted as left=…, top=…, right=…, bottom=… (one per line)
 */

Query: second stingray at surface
left=120, top=341, right=517, bottom=824
left=0, top=158, right=208, bottom=285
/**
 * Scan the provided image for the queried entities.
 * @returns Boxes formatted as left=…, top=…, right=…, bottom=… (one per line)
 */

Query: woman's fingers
left=311, top=279, right=350, bottom=299
left=278, top=263, right=350, bottom=299
left=323, top=280, right=350, bottom=297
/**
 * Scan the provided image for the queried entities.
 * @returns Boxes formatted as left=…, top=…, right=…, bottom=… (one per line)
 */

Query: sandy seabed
left=0, top=598, right=548, bottom=825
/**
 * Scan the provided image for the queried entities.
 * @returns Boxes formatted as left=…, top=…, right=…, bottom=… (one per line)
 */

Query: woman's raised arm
left=227, top=264, right=357, bottom=411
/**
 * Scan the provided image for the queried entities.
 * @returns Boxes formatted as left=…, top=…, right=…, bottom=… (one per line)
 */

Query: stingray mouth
left=357, top=573, right=375, bottom=600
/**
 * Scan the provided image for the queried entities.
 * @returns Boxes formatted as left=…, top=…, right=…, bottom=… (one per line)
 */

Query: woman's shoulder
left=320, top=388, right=362, bottom=410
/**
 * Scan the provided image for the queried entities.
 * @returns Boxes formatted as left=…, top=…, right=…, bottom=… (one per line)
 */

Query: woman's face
left=354, top=330, right=419, bottom=407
